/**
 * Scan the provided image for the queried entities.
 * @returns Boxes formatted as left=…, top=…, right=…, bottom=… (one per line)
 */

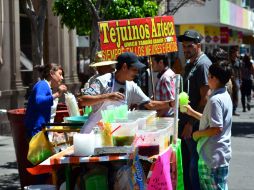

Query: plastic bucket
left=7, top=108, right=39, bottom=188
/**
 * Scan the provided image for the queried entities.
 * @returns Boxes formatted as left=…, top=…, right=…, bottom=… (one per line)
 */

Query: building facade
left=173, top=0, right=254, bottom=56
left=0, top=0, right=79, bottom=110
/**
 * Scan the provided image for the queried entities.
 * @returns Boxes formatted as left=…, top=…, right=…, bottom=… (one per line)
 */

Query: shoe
left=243, top=109, right=246, bottom=112
left=233, top=112, right=240, bottom=116
left=247, top=104, right=251, bottom=111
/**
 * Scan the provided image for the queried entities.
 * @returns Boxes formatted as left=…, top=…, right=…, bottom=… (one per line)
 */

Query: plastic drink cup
left=179, top=92, right=189, bottom=113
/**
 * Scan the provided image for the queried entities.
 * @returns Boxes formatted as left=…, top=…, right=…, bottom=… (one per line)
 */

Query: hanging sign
left=99, top=16, right=178, bottom=60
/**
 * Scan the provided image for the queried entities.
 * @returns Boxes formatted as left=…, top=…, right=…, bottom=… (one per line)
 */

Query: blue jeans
left=181, top=138, right=201, bottom=190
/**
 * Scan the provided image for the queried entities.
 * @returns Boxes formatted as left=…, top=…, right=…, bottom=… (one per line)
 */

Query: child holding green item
left=184, top=60, right=232, bottom=190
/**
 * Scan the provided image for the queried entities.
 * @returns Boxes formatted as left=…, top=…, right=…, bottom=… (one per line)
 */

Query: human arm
left=193, top=127, right=222, bottom=141
left=143, top=100, right=175, bottom=110
left=78, top=92, right=125, bottom=107
left=155, top=74, right=175, bottom=116
left=184, top=104, right=202, bottom=120
left=197, top=85, right=210, bottom=112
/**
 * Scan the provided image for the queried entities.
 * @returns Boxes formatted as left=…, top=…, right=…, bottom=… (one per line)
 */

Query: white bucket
left=24, top=184, right=56, bottom=190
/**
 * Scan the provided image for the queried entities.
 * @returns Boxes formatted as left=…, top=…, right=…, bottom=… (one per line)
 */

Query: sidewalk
left=0, top=136, right=20, bottom=190
left=228, top=96, right=254, bottom=190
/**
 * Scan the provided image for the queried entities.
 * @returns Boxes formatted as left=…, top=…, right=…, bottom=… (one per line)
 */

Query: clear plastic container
left=127, top=110, right=157, bottom=129
left=136, top=125, right=171, bottom=154
left=111, top=120, right=138, bottom=146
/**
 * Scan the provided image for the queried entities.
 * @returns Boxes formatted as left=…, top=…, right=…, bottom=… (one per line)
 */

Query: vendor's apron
left=80, top=73, right=127, bottom=133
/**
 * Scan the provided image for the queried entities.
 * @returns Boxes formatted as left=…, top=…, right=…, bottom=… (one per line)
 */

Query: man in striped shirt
left=151, top=54, right=175, bottom=117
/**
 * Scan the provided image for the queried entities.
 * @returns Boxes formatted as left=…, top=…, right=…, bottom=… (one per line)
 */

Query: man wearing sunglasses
left=178, top=30, right=212, bottom=190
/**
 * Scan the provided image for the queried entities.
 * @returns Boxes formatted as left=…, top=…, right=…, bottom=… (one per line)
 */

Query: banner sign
left=99, top=16, right=178, bottom=60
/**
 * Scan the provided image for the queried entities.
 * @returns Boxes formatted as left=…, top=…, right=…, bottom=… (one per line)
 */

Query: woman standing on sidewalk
left=24, top=63, right=67, bottom=138
left=240, top=55, right=254, bottom=112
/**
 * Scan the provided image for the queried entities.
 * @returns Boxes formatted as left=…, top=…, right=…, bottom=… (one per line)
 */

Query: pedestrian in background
left=82, top=51, right=117, bottom=92
left=178, top=30, right=212, bottom=190
left=78, top=54, right=95, bottom=91
left=184, top=60, right=232, bottom=190
left=151, top=54, right=175, bottom=117
left=240, top=54, right=254, bottom=112
left=229, top=46, right=241, bottom=116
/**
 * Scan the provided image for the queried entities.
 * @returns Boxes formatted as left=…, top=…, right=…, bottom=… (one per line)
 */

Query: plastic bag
left=27, top=129, right=55, bottom=165
left=171, top=139, right=184, bottom=190
left=65, top=92, right=80, bottom=116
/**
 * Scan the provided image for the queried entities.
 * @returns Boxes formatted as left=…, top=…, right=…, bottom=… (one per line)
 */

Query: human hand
left=169, top=100, right=175, bottom=107
left=58, top=84, right=67, bottom=95
left=193, top=131, right=200, bottom=141
left=183, top=104, right=194, bottom=116
left=107, top=92, right=125, bottom=101
left=181, top=122, right=193, bottom=139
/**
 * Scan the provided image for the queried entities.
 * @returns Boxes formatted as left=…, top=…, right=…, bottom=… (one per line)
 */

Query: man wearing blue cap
left=178, top=30, right=212, bottom=190
left=78, top=52, right=175, bottom=133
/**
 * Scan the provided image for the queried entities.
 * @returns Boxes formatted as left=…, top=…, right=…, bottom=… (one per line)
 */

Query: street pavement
left=0, top=97, right=253, bottom=189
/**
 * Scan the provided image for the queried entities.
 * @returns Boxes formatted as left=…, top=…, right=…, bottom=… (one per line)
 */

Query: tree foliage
left=52, top=0, right=158, bottom=36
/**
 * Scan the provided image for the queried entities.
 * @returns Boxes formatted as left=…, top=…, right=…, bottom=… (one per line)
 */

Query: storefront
left=174, top=0, right=254, bottom=56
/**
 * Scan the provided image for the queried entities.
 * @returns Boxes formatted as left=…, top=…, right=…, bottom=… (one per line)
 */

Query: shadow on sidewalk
left=0, top=162, right=18, bottom=169
left=0, top=162, right=20, bottom=190
left=232, top=122, right=254, bottom=138
left=0, top=173, right=20, bottom=190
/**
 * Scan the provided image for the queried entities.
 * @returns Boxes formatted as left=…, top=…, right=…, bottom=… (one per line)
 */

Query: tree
left=52, top=0, right=158, bottom=60
left=20, top=0, right=47, bottom=81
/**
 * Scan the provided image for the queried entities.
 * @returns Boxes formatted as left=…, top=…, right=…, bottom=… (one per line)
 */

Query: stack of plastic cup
left=117, top=104, right=128, bottom=120
left=179, top=92, right=189, bottom=113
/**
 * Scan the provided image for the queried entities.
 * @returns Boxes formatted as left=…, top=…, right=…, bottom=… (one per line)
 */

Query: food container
left=111, top=120, right=138, bottom=146
left=63, top=116, right=88, bottom=128
left=73, top=133, right=95, bottom=156
left=127, top=110, right=157, bottom=129
left=136, top=125, right=171, bottom=155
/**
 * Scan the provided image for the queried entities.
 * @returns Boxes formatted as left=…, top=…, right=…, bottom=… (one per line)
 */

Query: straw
left=97, top=121, right=105, bottom=131
left=111, top=125, right=122, bottom=135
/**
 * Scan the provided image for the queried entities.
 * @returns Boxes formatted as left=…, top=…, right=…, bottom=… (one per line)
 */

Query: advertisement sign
left=204, top=26, right=220, bottom=44
left=179, top=24, right=205, bottom=37
left=99, top=16, right=178, bottom=60
left=220, top=27, right=229, bottom=44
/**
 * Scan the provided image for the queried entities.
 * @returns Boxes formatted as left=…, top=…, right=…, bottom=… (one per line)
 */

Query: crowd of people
left=24, top=29, right=254, bottom=190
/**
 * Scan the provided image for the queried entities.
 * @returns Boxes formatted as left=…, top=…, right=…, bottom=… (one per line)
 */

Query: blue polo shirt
left=198, top=87, right=232, bottom=168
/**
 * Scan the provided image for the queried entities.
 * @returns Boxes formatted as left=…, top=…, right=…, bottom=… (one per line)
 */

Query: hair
left=229, top=46, right=239, bottom=54
left=210, top=48, right=228, bottom=63
left=209, top=60, right=232, bottom=86
left=35, top=63, right=63, bottom=80
left=242, top=54, right=252, bottom=69
left=151, top=54, right=169, bottom=67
